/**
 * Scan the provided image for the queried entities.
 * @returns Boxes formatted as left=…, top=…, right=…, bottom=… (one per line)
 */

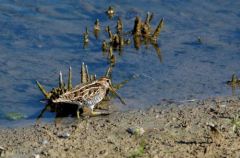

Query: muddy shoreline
left=1, top=96, right=240, bottom=158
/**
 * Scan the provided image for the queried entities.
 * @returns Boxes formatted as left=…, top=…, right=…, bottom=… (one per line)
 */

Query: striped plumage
left=52, top=77, right=114, bottom=117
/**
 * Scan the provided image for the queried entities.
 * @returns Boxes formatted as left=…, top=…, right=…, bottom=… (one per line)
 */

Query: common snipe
left=36, top=63, right=126, bottom=118
left=53, top=76, right=125, bottom=118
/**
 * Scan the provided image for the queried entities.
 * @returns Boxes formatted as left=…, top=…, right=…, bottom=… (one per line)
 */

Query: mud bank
left=1, top=96, right=240, bottom=158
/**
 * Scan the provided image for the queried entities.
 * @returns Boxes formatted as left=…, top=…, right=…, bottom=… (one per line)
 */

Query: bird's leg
left=76, top=103, right=83, bottom=119
left=90, top=110, right=110, bottom=116
left=81, top=104, right=110, bottom=116
left=90, top=105, right=110, bottom=116
left=77, top=110, right=80, bottom=119
left=76, top=105, right=110, bottom=117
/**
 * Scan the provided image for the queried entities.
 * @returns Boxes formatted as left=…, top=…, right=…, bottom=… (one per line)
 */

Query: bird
left=52, top=77, right=125, bottom=118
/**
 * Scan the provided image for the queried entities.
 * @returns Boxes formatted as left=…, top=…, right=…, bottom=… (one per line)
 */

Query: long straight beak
left=109, top=86, right=126, bottom=105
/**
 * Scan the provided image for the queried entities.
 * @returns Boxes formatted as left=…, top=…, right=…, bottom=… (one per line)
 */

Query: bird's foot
left=90, top=110, right=111, bottom=116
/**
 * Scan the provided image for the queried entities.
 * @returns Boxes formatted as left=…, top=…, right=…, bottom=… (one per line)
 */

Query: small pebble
left=42, top=139, right=48, bottom=145
left=220, top=104, right=227, bottom=108
left=0, top=146, right=5, bottom=150
left=126, top=127, right=145, bottom=136
left=62, top=132, right=70, bottom=138
left=0, top=146, right=5, bottom=157
left=34, top=154, right=40, bottom=158
left=99, top=149, right=107, bottom=155
left=58, top=132, right=70, bottom=138
left=206, top=122, right=215, bottom=127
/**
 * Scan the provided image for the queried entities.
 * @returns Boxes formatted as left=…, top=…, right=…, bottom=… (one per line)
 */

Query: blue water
left=0, top=0, right=240, bottom=127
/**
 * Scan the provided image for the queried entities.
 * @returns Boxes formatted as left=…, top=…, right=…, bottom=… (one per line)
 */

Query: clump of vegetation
left=227, top=74, right=240, bottom=87
left=128, top=140, right=146, bottom=158
left=231, top=115, right=240, bottom=135
left=106, top=6, right=115, bottom=19
left=83, top=7, right=164, bottom=64
left=5, top=112, right=26, bottom=121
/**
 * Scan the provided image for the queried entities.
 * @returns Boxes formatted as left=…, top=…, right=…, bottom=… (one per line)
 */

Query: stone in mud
left=126, top=127, right=145, bottom=136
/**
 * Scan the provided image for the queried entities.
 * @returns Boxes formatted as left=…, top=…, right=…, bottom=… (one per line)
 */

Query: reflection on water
left=133, top=36, right=163, bottom=62
left=89, top=11, right=164, bottom=67
left=226, top=74, right=240, bottom=96
left=0, top=0, right=240, bottom=126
